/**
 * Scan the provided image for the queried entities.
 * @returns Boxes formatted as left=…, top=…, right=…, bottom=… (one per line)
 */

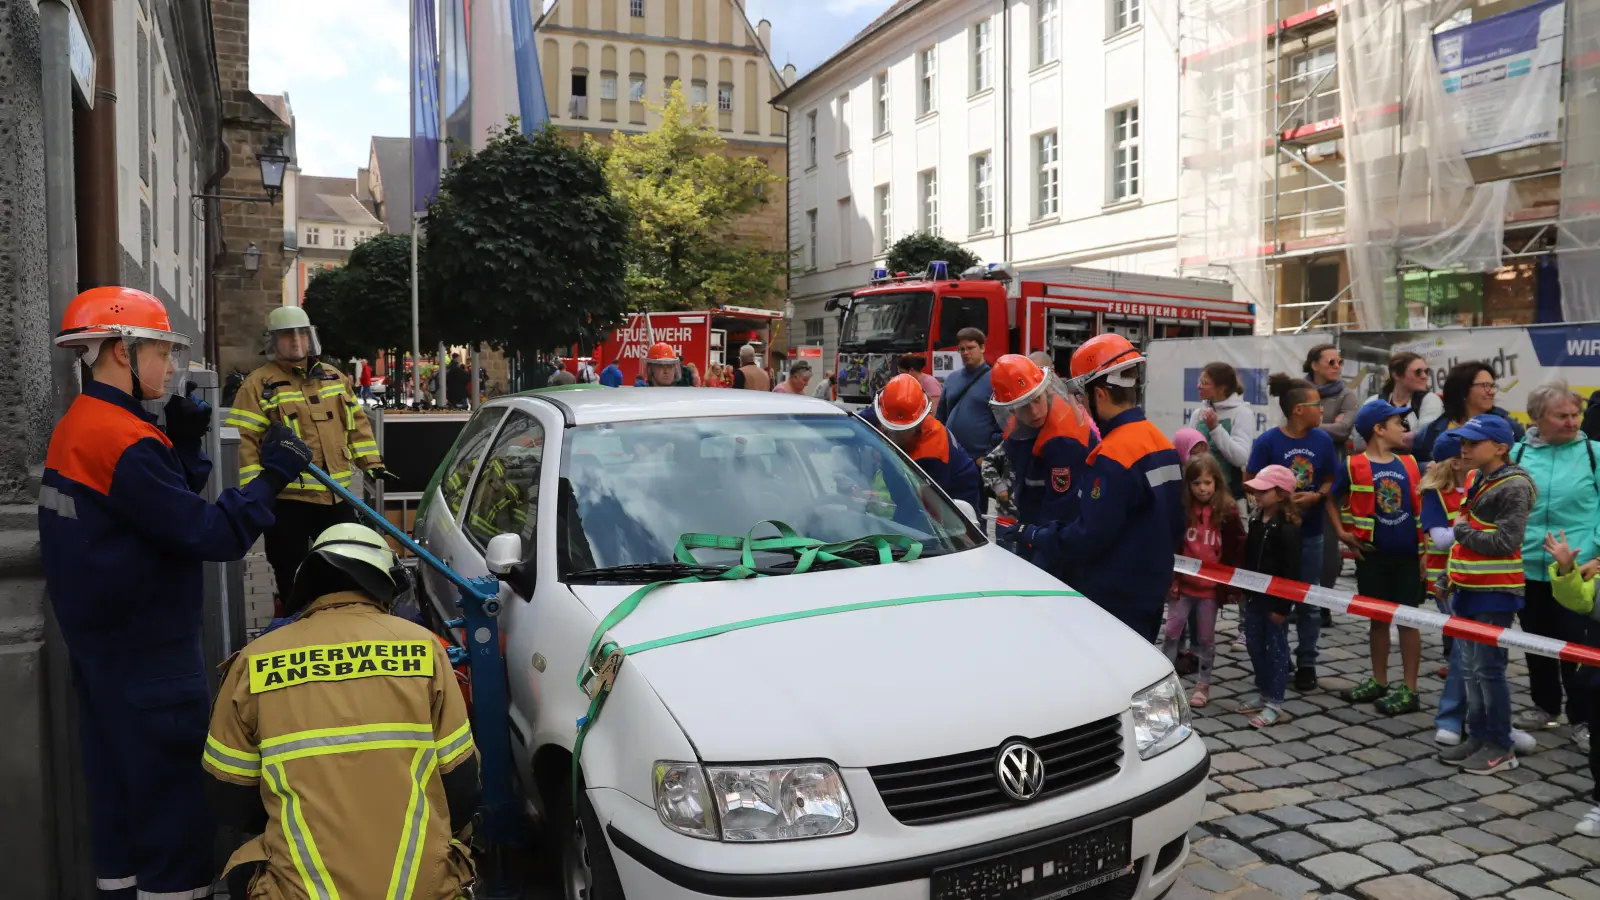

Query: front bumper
left=596, top=746, right=1209, bottom=899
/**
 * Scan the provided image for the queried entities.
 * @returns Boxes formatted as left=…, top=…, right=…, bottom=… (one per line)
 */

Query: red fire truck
left=826, top=263, right=1254, bottom=405
left=586, top=306, right=783, bottom=384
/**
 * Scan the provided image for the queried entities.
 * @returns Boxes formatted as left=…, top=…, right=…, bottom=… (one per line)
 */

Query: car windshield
left=557, top=414, right=983, bottom=577
left=839, top=292, right=932, bottom=350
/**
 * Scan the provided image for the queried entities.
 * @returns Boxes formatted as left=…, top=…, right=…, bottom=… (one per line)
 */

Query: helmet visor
left=268, top=326, right=322, bottom=361
left=120, top=334, right=193, bottom=402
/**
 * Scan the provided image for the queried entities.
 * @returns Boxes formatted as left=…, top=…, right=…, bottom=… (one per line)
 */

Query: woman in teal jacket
left=1513, top=381, right=1600, bottom=746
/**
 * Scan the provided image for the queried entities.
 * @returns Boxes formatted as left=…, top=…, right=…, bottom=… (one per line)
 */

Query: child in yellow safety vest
left=1545, top=529, right=1600, bottom=836
left=1328, top=401, right=1427, bottom=715
left=1436, top=413, right=1536, bottom=775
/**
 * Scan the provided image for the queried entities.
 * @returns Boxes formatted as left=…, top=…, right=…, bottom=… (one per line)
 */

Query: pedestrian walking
left=1165, top=454, right=1245, bottom=708
left=1238, top=465, right=1303, bottom=728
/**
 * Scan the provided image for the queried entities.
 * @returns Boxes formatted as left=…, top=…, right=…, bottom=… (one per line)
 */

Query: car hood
left=568, top=547, right=1173, bottom=767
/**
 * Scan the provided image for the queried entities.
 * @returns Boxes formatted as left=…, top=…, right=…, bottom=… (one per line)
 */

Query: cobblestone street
left=1179, top=579, right=1600, bottom=900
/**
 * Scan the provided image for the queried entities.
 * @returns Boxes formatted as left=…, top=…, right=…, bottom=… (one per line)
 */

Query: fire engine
left=826, top=262, right=1254, bottom=405
left=584, top=306, right=783, bottom=384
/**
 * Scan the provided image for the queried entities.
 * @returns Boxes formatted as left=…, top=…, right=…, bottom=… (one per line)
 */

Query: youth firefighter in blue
left=39, top=286, right=314, bottom=899
left=860, top=374, right=982, bottom=510
left=998, top=335, right=1185, bottom=641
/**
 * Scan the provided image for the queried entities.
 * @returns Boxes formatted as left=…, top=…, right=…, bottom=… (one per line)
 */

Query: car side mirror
left=485, top=533, right=523, bottom=575
left=953, top=499, right=979, bottom=526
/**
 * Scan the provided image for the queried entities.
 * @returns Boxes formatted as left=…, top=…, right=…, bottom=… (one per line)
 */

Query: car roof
left=502, top=386, right=848, bottom=426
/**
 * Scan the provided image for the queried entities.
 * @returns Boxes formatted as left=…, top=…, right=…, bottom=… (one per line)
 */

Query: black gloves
left=368, top=467, right=403, bottom=485
left=164, top=386, right=212, bottom=444
left=259, top=423, right=315, bottom=489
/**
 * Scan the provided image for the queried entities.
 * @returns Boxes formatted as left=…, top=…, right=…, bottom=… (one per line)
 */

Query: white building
left=774, top=0, right=1178, bottom=368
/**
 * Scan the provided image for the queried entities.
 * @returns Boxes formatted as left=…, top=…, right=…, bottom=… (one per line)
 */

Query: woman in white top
left=1366, top=351, right=1444, bottom=452
left=1194, top=361, right=1256, bottom=495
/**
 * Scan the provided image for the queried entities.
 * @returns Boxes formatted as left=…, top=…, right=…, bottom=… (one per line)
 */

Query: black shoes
left=1294, top=666, right=1319, bottom=692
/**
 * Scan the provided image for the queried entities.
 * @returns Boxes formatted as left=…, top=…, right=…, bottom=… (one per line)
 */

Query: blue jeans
left=1435, top=594, right=1465, bottom=734
left=1462, top=609, right=1517, bottom=749
left=1296, top=532, right=1324, bottom=669
left=1244, top=599, right=1291, bottom=706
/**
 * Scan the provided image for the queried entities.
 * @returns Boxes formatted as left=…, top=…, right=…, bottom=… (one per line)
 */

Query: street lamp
left=257, top=137, right=289, bottom=202
left=242, top=242, right=261, bottom=274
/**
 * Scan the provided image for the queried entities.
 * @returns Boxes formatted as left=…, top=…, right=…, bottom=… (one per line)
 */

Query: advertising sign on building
left=1435, top=0, right=1565, bottom=158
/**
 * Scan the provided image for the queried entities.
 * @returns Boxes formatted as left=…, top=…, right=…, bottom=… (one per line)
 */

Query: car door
left=418, top=405, right=507, bottom=621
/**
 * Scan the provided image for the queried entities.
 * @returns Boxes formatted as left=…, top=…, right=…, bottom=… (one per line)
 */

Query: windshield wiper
left=564, top=562, right=730, bottom=584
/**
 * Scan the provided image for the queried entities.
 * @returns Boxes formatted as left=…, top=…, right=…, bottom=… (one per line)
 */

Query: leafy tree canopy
left=301, top=232, right=435, bottom=362
left=600, top=84, right=789, bottom=311
left=422, top=121, right=631, bottom=356
left=885, top=232, right=981, bottom=279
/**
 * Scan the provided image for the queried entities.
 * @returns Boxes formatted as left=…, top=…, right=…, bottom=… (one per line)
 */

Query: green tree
left=601, top=84, right=789, bottom=311
left=886, top=232, right=981, bottom=279
left=301, top=233, right=435, bottom=362
left=423, top=122, right=631, bottom=356
left=300, top=265, right=358, bottom=360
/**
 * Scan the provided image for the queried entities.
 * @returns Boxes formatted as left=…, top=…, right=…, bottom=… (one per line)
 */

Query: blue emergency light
left=929, top=260, right=949, bottom=280
left=872, top=267, right=890, bottom=283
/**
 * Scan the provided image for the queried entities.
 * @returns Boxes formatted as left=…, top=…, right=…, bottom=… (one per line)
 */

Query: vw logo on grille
left=995, top=741, right=1046, bottom=802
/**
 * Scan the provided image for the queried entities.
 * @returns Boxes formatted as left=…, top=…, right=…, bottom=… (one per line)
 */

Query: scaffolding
left=1177, top=0, right=1599, bottom=333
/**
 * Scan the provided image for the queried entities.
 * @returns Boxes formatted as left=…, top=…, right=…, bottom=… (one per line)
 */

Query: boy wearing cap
left=1329, top=401, right=1428, bottom=714
left=1438, top=413, right=1535, bottom=774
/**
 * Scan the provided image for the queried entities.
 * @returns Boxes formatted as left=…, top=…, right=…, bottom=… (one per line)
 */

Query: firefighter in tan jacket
left=225, top=306, right=400, bottom=605
left=203, top=523, right=479, bottom=899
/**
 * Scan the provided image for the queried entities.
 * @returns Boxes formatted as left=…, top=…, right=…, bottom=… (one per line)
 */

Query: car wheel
left=562, top=784, right=626, bottom=900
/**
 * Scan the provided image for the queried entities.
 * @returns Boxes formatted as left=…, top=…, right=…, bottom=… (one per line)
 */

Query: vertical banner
left=440, top=0, right=472, bottom=166
left=411, top=0, right=442, bottom=211
left=508, top=0, right=549, bottom=131
left=468, top=0, right=546, bottom=149
left=1434, top=0, right=1566, bottom=158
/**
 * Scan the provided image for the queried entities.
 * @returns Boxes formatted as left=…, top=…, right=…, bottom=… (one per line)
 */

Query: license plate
left=930, top=819, right=1134, bottom=900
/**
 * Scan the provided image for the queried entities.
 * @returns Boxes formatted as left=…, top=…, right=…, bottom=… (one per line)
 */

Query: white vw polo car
left=413, top=386, right=1208, bottom=900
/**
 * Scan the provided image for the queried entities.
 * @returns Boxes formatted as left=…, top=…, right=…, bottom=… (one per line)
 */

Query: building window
left=306, top=227, right=320, bottom=246
left=691, top=80, right=708, bottom=106
left=717, top=85, right=733, bottom=112
left=1112, top=0, right=1140, bottom=32
left=972, top=152, right=994, bottom=232
left=1036, top=0, right=1059, bottom=66
left=1036, top=131, right=1060, bottom=218
left=806, top=110, right=818, bottom=167
left=629, top=74, right=646, bottom=102
left=631, top=0, right=644, bottom=16
left=1110, top=104, right=1141, bottom=202
left=570, top=72, right=589, bottom=118
left=972, top=19, right=993, bottom=94
left=873, top=72, right=889, bottom=136
left=804, top=318, right=824, bottom=340
left=1287, top=46, right=1339, bottom=127
left=837, top=198, right=852, bottom=263
left=333, top=228, right=347, bottom=248
left=600, top=73, right=618, bottom=100
left=836, top=93, right=851, bottom=152
left=806, top=208, right=819, bottom=268
left=919, top=169, right=939, bottom=233
left=875, top=184, right=892, bottom=253
left=917, top=48, right=937, bottom=115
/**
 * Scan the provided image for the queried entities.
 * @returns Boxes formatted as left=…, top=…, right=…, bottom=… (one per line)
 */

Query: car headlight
left=1131, top=673, right=1192, bottom=760
left=653, top=761, right=856, bottom=842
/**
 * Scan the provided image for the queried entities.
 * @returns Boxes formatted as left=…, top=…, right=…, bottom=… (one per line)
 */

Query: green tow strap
left=566, top=520, right=1082, bottom=805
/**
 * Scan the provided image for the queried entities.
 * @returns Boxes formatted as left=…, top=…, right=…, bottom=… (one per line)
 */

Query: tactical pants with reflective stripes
left=263, top=498, right=359, bottom=600
left=71, top=643, right=215, bottom=899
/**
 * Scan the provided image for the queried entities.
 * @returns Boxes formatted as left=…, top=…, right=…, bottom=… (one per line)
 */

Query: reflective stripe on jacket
left=1423, top=486, right=1466, bottom=582
left=228, top=359, right=383, bottom=505
left=1339, top=453, right=1423, bottom=547
left=1449, top=472, right=1533, bottom=590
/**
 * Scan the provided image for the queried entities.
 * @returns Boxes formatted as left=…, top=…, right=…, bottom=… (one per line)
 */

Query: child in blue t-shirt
left=1247, top=374, right=1338, bottom=690
left=1329, top=401, right=1426, bottom=715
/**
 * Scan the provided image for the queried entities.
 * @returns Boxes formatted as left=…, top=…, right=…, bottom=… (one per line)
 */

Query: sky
left=249, top=0, right=897, bottom=178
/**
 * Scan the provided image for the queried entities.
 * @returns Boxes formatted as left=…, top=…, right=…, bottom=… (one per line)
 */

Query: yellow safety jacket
left=203, top=591, right=477, bottom=900
left=227, top=359, right=383, bottom=504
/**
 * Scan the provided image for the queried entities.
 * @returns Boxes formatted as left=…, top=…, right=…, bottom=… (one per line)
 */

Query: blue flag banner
left=411, top=0, right=442, bottom=211
left=509, top=0, right=548, bottom=131
left=440, top=0, right=472, bottom=157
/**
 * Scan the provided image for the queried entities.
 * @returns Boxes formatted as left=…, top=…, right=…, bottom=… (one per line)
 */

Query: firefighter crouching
left=40, top=286, right=315, bottom=899
left=227, top=306, right=401, bottom=607
left=205, top=524, right=480, bottom=898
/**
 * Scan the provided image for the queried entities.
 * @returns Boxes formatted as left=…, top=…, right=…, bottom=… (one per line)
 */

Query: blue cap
left=1356, top=400, right=1410, bottom=439
left=1431, top=432, right=1462, bottom=462
left=1448, top=414, right=1517, bottom=447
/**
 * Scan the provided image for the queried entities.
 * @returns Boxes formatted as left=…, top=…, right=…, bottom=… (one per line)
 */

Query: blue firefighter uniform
left=858, top=408, right=982, bottom=511
left=1027, top=408, right=1185, bottom=640
left=39, top=380, right=287, bottom=898
left=1004, top=395, right=1097, bottom=574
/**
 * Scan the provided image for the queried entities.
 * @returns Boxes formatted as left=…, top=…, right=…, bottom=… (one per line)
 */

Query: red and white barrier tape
left=1174, top=555, right=1600, bottom=667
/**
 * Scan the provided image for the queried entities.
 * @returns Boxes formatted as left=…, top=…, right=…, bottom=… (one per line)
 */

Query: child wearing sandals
left=1165, top=454, right=1245, bottom=708
left=1239, top=465, right=1303, bottom=727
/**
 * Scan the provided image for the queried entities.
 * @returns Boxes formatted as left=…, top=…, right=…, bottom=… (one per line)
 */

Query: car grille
left=868, top=715, right=1124, bottom=826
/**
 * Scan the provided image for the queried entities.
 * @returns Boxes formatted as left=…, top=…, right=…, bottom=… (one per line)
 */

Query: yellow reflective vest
left=227, top=359, right=383, bottom=504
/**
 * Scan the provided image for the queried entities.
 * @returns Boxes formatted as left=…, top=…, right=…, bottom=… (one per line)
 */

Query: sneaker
left=1190, top=684, right=1210, bottom=709
left=1294, top=667, right=1319, bottom=692
left=1341, top=677, right=1389, bottom=703
left=1577, top=807, right=1600, bottom=837
left=1511, top=729, right=1538, bottom=754
left=1377, top=685, right=1420, bottom=715
left=1441, top=738, right=1483, bottom=764
left=1514, top=709, right=1560, bottom=730
left=1575, top=724, right=1591, bottom=754
left=1435, top=728, right=1463, bottom=746
left=1461, top=743, right=1518, bottom=775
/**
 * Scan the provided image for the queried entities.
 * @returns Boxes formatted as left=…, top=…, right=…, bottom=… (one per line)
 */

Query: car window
left=937, top=296, right=988, bottom=348
left=440, top=408, right=507, bottom=519
left=462, top=412, right=545, bottom=555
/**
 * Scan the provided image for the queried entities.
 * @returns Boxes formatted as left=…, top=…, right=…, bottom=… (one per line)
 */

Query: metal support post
left=41, top=0, right=81, bottom=421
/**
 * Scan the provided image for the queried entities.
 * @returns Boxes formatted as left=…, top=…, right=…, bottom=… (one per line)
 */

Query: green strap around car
left=568, top=519, right=1081, bottom=803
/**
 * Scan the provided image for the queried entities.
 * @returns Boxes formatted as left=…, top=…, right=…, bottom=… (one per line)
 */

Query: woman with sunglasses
left=1416, top=361, right=1525, bottom=463
left=1369, top=352, right=1445, bottom=452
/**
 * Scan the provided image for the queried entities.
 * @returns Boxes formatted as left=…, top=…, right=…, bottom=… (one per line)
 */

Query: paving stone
left=1308, top=820, right=1400, bottom=849
left=1310, top=782, right=1363, bottom=800
left=1420, top=779, right=1482, bottom=803
left=1513, top=843, right=1588, bottom=874
left=1217, top=813, right=1279, bottom=840
left=1403, top=834, right=1476, bottom=864
left=1510, top=780, right=1573, bottom=803
left=1339, top=725, right=1392, bottom=746
left=1308, top=800, right=1365, bottom=820
left=1350, top=795, right=1413, bottom=816
left=1481, top=817, right=1556, bottom=845
left=1166, top=881, right=1216, bottom=900
left=1200, top=801, right=1232, bottom=822
left=1550, top=772, right=1593, bottom=792
left=1262, top=805, right=1328, bottom=827
left=1544, top=748, right=1590, bottom=767
left=1444, top=802, right=1504, bottom=824
left=1242, top=767, right=1309, bottom=789
left=1497, top=765, right=1542, bottom=786
left=1406, top=759, right=1460, bottom=779
left=1555, top=835, right=1600, bottom=865
left=1272, top=724, right=1313, bottom=741
left=1355, top=874, right=1458, bottom=900
left=1297, top=715, right=1344, bottom=735
left=1182, top=862, right=1247, bottom=893
left=1222, top=730, right=1279, bottom=748
left=1548, top=878, right=1600, bottom=900
left=1442, top=826, right=1516, bottom=854
left=1301, top=852, right=1390, bottom=891
left=1377, top=810, right=1464, bottom=837
left=1245, top=746, right=1300, bottom=767
left=1509, top=888, right=1574, bottom=900
left=1290, top=761, right=1343, bottom=782
left=1366, top=766, right=1431, bottom=789
left=1254, top=831, right=1333, bottom=863
left=1474, top=853, right=1545, bottom=884
left=1206, top=778, right=1231, bottom=797
left=1358, top=842, right=1430, bottom=874
left=1217, top=774, right=1258, bottom=792
left=1194, top=836, right=1262, bottom=869
left=1204, top=736, right=1232, bottom=755
left=1523, top=753, right=1575, bottom=775
left=1275, top=741, right=1325, bottom=762
left=1351, top=748, right=1406, bottom=767
left=1524, top=810, right=1580, bottom=833
left=1247, top=863, right=1321, bottom=898
left=1388, top=788, right=1448, bottom=810
left=1310, top=735, right=1362, bottom=754
left=1556, top=800, right=1594, bottom=819
left=1426, top=863, right=1511, bottom=898
left=1211, top=751, right=1265, bottom=773
left=1329, top=707, right=1374, bottom=725
left=1371, top=719, right=1424, bottom=738
left=1324, top=756, right=1376, bottom=776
